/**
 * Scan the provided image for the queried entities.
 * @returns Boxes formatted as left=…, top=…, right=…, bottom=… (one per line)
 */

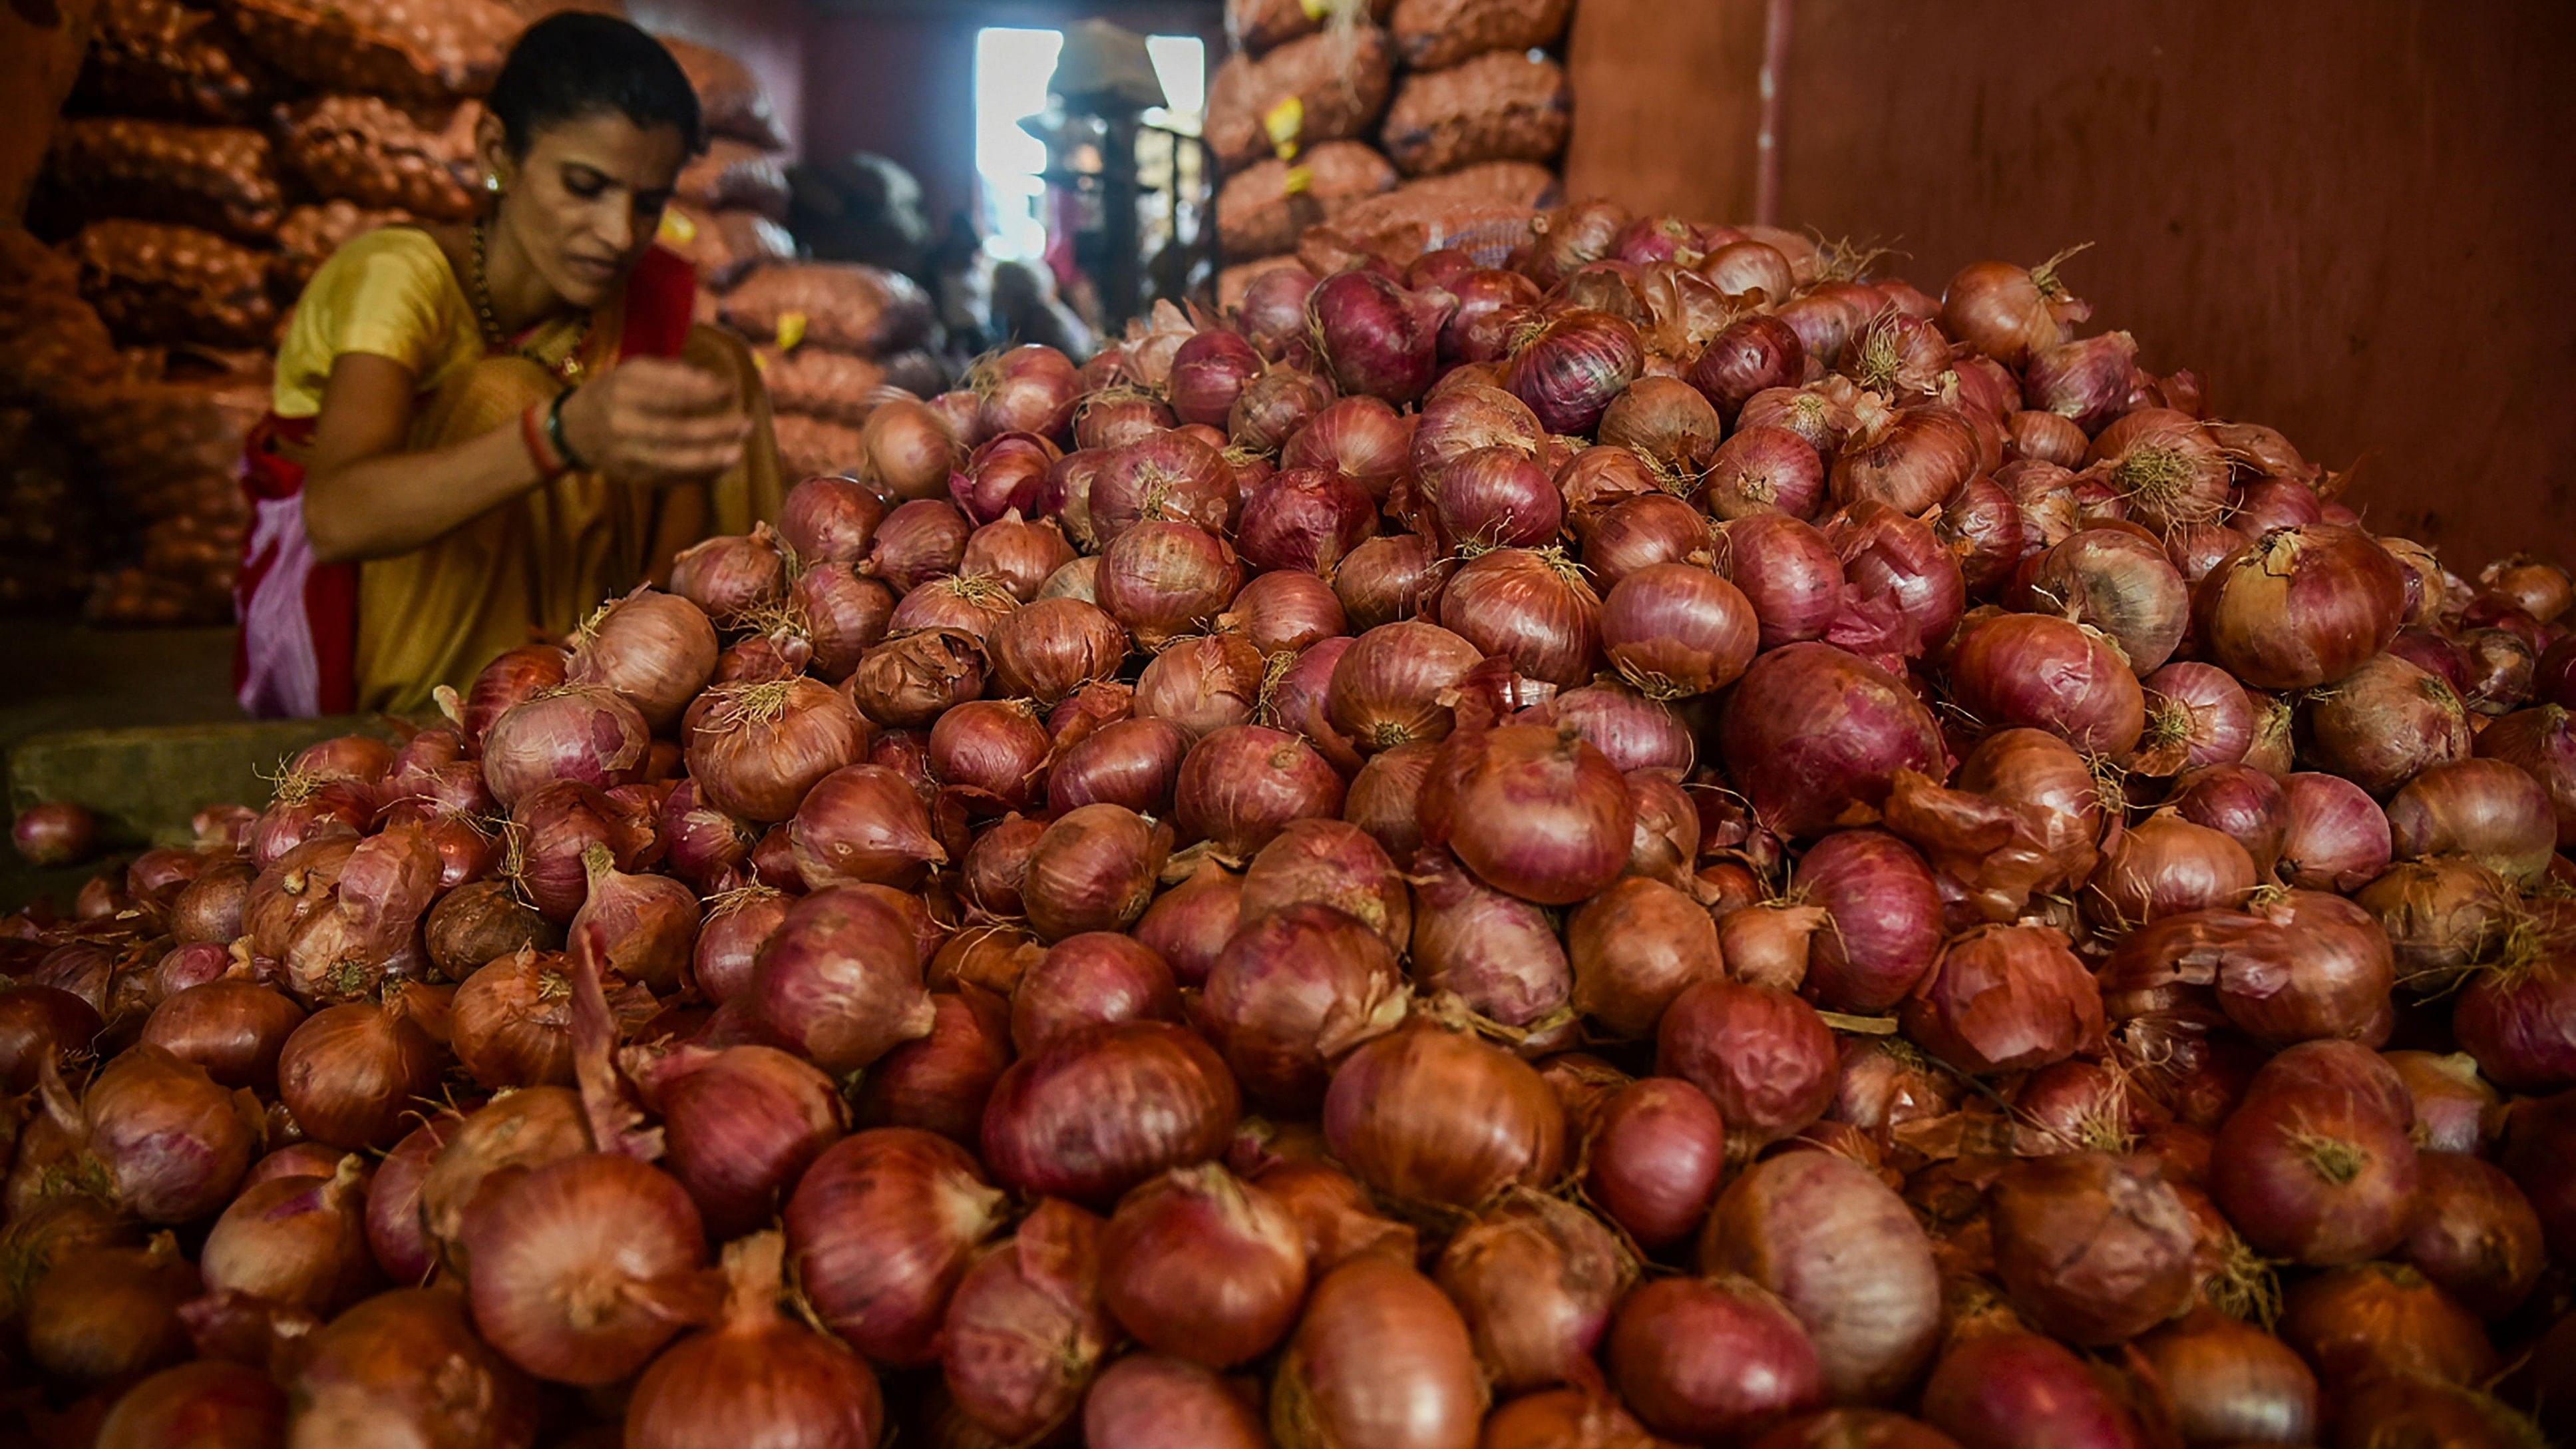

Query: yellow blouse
left=271, top=226, right=781, bottom=715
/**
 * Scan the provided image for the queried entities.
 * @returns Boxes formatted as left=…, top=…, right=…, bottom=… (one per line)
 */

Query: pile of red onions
left=23, top=199, right=2576, bottom=1449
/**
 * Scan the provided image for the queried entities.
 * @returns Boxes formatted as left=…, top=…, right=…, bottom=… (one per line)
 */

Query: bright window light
left=1146, top=34, right=1207, bottom=122
left=974, top=27, right=1063, bottom=261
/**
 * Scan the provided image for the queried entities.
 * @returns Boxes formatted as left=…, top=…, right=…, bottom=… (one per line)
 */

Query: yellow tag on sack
left=1300, top=0, right=1333, bottom=17
left=1264, top=96, right=1305, bottom=158
left=1283, top=164, right=1314, bottom=196
left=775, top=311, right=807, bottom=353
left=751, top=349, right=770, bottom=375
left=657, top=209, right=697, bottom=245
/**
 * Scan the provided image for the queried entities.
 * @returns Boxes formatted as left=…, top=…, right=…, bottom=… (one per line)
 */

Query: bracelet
left=518, top=403, right=568, bottom=481
left=545, top=390, right=590, bottom=472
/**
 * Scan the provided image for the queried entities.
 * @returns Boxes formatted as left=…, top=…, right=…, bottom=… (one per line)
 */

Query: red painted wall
left=1565, top=0, right=2576, bottom=570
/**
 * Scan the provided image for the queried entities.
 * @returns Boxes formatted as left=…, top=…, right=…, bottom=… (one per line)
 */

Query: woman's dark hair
left=485, top=13, right=704, bottom=156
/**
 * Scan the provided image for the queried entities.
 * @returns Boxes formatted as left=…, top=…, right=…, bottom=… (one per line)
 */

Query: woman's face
left=486, top=111, right=689, bottom=310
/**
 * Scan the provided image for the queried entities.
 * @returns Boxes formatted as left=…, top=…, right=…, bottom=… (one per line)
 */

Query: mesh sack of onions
left=1389, top=0, right=1575, bottom=71
left=755, top=346, right=896, bottom=428
left=721, top=263, right=938, bottom=357
left=1205, top=24, right=1397, bottom=173
left=655, top=35, right=791, bottom=150
left=26, top=190, right=2576, bottom=1449
left=771, top=412, right=866, bottom=481
left=77, top=0, right=276, bottom=122
left=42, top=118, right=287, bottom=242
left=664, top=206, right=796, bottom=293
left=68, top=220, right=277, bottom=347
left=1379, top=50, right=1573, bottom=179
left=270, top=202, right=423, bottom=296
left=675, top=140, right=793, bottom=222
left=224, top=0, right=522, bottom=99
left=1226, top=0, right=1393, bottom=57
left=1217, top=142, right=1401, bottom=262
left=274, top=95, right=483, bottom=220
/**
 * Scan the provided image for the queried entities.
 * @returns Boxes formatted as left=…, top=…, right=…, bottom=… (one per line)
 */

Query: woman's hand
left=558, top=356, right=751, bottom=485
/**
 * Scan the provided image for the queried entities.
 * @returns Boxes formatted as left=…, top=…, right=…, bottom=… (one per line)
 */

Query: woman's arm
left=299, top=351, right=755, bottom=565
left=299, top=353, right=546, bottom=564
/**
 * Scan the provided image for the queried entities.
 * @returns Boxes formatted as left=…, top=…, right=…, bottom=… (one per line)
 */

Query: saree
left=236, top=240, right=782, bottom=717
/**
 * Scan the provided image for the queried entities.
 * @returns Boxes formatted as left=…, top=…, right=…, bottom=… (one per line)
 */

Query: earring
left=485, top=172, right=502, bottom=194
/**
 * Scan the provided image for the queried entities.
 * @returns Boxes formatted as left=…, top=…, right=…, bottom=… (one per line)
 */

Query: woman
left=236, top=13, right=782, bottom=718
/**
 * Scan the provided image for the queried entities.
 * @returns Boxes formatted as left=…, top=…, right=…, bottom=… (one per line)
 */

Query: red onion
left=1436, top=548, right=1597, bottom=688
left=1549, top=679, right=1696, bottom=773
left=1334, top=532, right=1448, bottom=630
left=778, top=473, right=888, bottom=565
left=2281, top=1259, right=2495, bottom=1390
left=1711, top=514, right=1847, bottom=648
left=2129, top=1308, right=2321, bottom=1449
left=1440, top=269, right=1541, bottom=363
left=365, top=1110, right=456, bottom=1283
left=684, top=676, right=872, bottom=823
left=1507, top=308, right=1646, bottom=434
left=501, top=780, right=645, bottom=923
left=866, top=498, right=972, bottom=589
left=1135, top=632, right=1266, bottom=741
left=1013, top=804, right=1164, bottom=940
left=1272, top=1255, right=1487, bottom=1449
left=861, top=398, right=965, bottom=501
left=1438, top=1191, right=1634, bottom=1394
left=2197, top=524, right=2406, bottom=689
left=1598, top=374, right=1724, bottom=481
left=1942, top=250, right=2090, bottom=366
left=0, top=982, right=103, bottom=1092
left=1234, top=466, right=1378, bottom=574
left=2211, top=1039, right=2420, bottom=1265
left=96, top=1359, right=289, bottom=1447
left=1223, top=570, right=1348, bottom=656
left=2086, top=811, right=2257, bottom=929
left=1413, top=382, right=1546, bottom=488
left=415, top=1086, right=587, bottom=1275
left=1609, top=1273, right=1824, bottom=1443
left=479, top=687, right=650, bottom=810
left=749, top=883, right=934, bottom=1072
left=1425, top=721, right=1635, bottom=905
left=785, top=1127, right=1006, bottom=1365
left=1565, top=875, right=1723, bottom=1040
left=2025, top=331, right=2141, bottom=433
left=2217, top=888, right=2395, bottom=1044
left=2276, top=770, right=2394, bottom=890
left=2138, top=663, right=2257, bottom=775
left=890, top=571, right=1020, bottom=641
left=1702, top=424, right=1827, bottom=522
left=1230, top=367, right=1338, bottom=454
left=626, top=1042, right=844, bottom=1239
left=1164, top=329, right=1262, bottom=429
left=1083, top=1353, right=1273, bottom=1449
left=1433, top=447, right=1565, bottom=550
left=1986, top=1149, right=2195, bottom=1344
left=1009, top=932, right=1177, bottom=1051
left=1098, top=1161, right=1306, bottom=1366
left=2386, top=757, right=2558, bottom=885
left=1175, top=724, right=1346, bottom=857
left=1048, top=718, right=1189, bottom=819
left=926, top=698, right=1050, bottom=817
left=1902, top=923, right=2104, bottom=1074
left=276, top=994, right=443, bottom=1150
left=1099, top=520, right=1242, bottom=649
left=1825, top=499, right=1966, bottom=660
left=657, top=777, right=757, bottom=892
left=2385, top=1049, right=2503, bottom=1155
left=1658, top=978, right=1837, bottom=1152
left=669, top=524, right=787, bottom=625
left=1575, top=492, right=1701, bottom=586
left=1310, top=270, right=1449, bottom=404
left=1595, top=562, right=1757, bottom=700
left=626, top=1231, right=883, bottom=1449
left=2456, top=945, right=2576, bottom=1094
left=20, top=1230, right=196, bottom=1386
left=1949, top=612, right=2144, bottom=754
left=1091, top=430, right=1234, bottom=540
left=199, top=1153, right=376, bottom=1316
left=971, top=344, right=1081, bottom=439
left=960, top=814, right=1043, bottom=917
left=2021, top=528, right=2189, bottom=673
left=1920, top=1329, right=2152, bottom=1449
left=464, top=1151, right=711, bottom=1384
left=2477, top=705, right=2576, bottom=849
left=140, top=978, right=304, bottom=1092
left=1720, top=644, right=1944, bottom=838
left=1284, top=394, right=1414, bottom=501
left=1240, top=816, right=1411, bottom=952
left=1698, top=1149, right=1941, bottom=1404
left=285, top=1288, right=538, bottom=1448
left=935, top=1197, right=1115, bottom=1440
left=980, top=1020, right=1240, bottom=1205
left=2399, top=1151, right=2545, bottom=1319
left=1794, top=829, right=1943, bottom=1010
left=1830, top=405, right=1978, bottom=516
left=1202, top=899, right=1405, bottom=1112
left=1584, top=1076, right=1726, bottom=1248
left=2294, top=651, right=2470, bottom=795
left=982, top=597, right=1125, bottom=707
left=1134, top=855, right=1243, bottom=988
left=564, top=586, right=717, bottom=731
left=1688, top=314, right=1805, bottom=425
left=1322, top=1017, right=1564, bottom=1209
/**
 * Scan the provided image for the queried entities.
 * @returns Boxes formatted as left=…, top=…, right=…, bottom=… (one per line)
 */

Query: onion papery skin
left=980, top=1020, right=1241, bottom=1205
left=939, top=1197, right=1117, bottom=1442
left=1549, top=679, right=1696, bottom=774
left=480, top=687, right=651, bottom=810
left=750, top=883, right=937, bottom=1074
left=285, top=1287, right=538, bottom=1449
left=988, top=596, right=1129, bottom=706
left=1241, top=816, right=1413, bottom=953
left=1232, top=367, right=1340, bottom=454
left=2084, top=811, right=2257, bottom=931
left=1439, top=1191, right=1636, bottom=1394
left=1322, top=1019, right=1565, bottom=1211
left=1919, top=1331, right=2151, bottom=1449
left=685, top=676, right=873, bottom=823
left=1585, top=1075, right=1727, bottom=1248
left=1600, top=373, right=1724, bottom=481
left=1829, top=407, right=1978, bottom=516
left=1099, top=520, right=1244, bottom=650
left=1901, top=923, right=2104, bottom=1074
left=1017, top=803, right=1169, bottom=942
left=1438, top=548, right=1600, bottom=688
left=1083, top=1352, right=1276, bottom=1449
left=1696, top=1149, right=1942, bottom=1405
left=2299, top=650, right=2472, bottom=796
left=198, top=1153, right=378, bottom=1316
left=1100, top=1161, right=1308, bottom=1366
left=1270, top=1254, right=1489, bottom=1449
left=785, top=1127, right=1008, bottom=1366
left=1658, top=978, right=1836, bottom=1152
left=1202, top=899, right=1406, bottom=1112
left=1721, top=644, right=1946, bottom=839
left=2279, top=1259, right=2497, bottom=1391
left=2197, top=524, right=2407, bottom=690
left=1949, top=612, right=2145, bottom=754
left=2026, top=331, right=2141, bottom=435
left=1712, top=514, right=1849, bottom=649
left=1608, top=1273, right=1825, bottom=1444
left=2025, top=527, right=2189, bottom=674
left=1238, top=465, right=1381, bottom=574
left=2210, top=1039, right=2422, bottom=1265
